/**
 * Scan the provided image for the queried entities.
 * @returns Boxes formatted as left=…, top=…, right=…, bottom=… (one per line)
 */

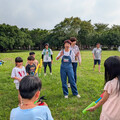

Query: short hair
left=70, top=37, right=77, bottom=42
left=96, top=43, right=100, bottom=45
left=45, top=43, right=49, bottom=47
left=64, top=40, right=71, bottom=45
left=27, top=56, right=35, bottom=61
left=19, top=76, right=42, bottom=99
left=29, top=52, right=35, bottom=55
left=15, top=57, right=23, bottom=63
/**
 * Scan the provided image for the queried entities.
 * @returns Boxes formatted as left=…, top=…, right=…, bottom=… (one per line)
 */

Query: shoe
left=44, top=73, right=47, bottom=76
left=50, top=73, right=52, bottom=75
left=68, top=83, right=70, bottom=88
left=76, top=94, right=81, bottom=98
left=64, top=95, right=68, bottom=99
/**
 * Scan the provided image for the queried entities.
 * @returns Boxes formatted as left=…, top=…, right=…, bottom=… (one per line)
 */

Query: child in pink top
left=87, top=56, right=120, bottom=120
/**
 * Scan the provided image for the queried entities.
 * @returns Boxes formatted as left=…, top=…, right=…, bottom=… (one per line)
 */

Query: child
left=56, top=40, right=80, bottom=99
left=10, top=76, right=53, bottom=120
left=92, top=43, right=102, bottom=73
left=87, top=56, right=120, bottom=120
left=11, top=57, right=26, bottom=106
left=42, top=43, right=53, bottom=76
left=26, top=56, right=36, bottom=76
left=26, top=52, right=38, bottom=68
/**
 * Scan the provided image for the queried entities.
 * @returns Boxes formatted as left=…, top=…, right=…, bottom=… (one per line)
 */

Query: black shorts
left=94, top=60, right=101, bottom=65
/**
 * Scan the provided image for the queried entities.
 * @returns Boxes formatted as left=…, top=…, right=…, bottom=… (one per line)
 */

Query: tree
left=78, top=20, right=94, bottom=48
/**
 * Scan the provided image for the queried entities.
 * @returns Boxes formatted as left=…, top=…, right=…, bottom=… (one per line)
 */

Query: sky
left=0, top=0, right=120, bottom=30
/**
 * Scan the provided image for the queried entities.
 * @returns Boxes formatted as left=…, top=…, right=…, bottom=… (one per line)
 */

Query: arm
left=87, top=91, right=109, bottom=111
left=76, top=46, right=81, bottom=65
left=92, top=53, right=95, bottom=59
left=42, top=54, right=44, bottom=60
left=11, top=68, right=21, bottom=81
left=92, top=49, right=95, bottom=59
left=56, top=51, right=63, bottom=60
left=78, top=51, right=81, bottom=66
left=51, top=55, right=53, bottom=64
left=11, top=77, right=21, bottom=81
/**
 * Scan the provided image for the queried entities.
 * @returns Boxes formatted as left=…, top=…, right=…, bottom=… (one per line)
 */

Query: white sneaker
left=68, top=83, right=70, bottom=88
left=50, top=73, right=52, bottom=75
left=76, top=94, right=81, bottom=98
left=44, top=73, right=47, bottom=76
left=64, top=95, right=68, bottom=99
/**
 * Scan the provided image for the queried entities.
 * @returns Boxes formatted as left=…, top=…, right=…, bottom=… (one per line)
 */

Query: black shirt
left=26, top=64, right=36, bottom=76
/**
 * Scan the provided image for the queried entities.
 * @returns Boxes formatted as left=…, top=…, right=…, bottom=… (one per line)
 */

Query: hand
left=79, top=62, right=81, bottom=66
left=87, top=106, right=96, bottom=112
left=36, top=102, right=48, bottom=106
left=18, top=78, right=21, bottom=81
left=75, top=52, right=79, bottom=57
left=51, top=60, right=53, bottom=64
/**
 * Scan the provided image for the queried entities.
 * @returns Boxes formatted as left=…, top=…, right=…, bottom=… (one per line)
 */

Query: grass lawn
left=0, top=50, right=120, bottom=120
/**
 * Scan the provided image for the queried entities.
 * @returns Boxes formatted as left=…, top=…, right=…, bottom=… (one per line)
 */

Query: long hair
left=104, top=56, right=120, bottom=91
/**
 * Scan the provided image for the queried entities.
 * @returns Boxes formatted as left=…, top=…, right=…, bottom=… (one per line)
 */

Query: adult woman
left=56, top=40, right=80, bottom=98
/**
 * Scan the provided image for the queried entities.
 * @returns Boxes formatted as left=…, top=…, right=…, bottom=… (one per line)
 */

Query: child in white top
left=11, top=57, right=26, bottom=106
left=87, top=56, right=120, bottom=120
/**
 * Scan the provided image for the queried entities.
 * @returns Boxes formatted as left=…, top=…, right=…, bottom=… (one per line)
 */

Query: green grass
left=0, top=50, right=120, bottom=120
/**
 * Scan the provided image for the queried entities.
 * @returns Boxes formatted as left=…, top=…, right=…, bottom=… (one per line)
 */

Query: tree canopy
left=0, top=17, right=120, bottom=51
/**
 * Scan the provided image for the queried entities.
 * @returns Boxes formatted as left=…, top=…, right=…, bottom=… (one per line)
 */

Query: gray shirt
left=92, top=48, right=102, bottom=60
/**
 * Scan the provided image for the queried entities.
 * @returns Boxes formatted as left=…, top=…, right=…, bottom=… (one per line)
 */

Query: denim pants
left=72, top=62, right=78, bottom=83
left=60, top=66, right=78, bottom=96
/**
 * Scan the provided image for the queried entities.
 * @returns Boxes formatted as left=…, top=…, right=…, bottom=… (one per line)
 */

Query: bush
left=102, top=47, right=108, bottom=50
left=113, top=47, right=118, bottom=50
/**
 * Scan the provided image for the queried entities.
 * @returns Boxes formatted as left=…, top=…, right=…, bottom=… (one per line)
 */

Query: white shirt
left=11, top=66, right=26, bottom=83
left=42, top=49, right=53, bottom=62
left=56, top=50, right=75, bottom=61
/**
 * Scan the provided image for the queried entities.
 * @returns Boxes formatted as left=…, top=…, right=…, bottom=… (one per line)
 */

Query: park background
left=0, top=50, right=120, bottom=120
left=1, top=0, right=120, bottom=120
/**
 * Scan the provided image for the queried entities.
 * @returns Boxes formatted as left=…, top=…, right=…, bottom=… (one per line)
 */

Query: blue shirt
left=10, top=106, right=53, bottom=120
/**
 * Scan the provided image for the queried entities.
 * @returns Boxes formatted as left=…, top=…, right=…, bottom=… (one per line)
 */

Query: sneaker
left=50, top=73, right=52, bottom=75
left=76, top=94, right=81, bottom=98
left=68, top=83, right=70, bottom=88
left=64, top=95, right=68, bottom=99
left=44, top=73, right=47, bottom=76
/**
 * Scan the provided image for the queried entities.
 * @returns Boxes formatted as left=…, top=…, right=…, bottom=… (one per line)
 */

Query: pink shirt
left=100, top=78, right=120, bottom=120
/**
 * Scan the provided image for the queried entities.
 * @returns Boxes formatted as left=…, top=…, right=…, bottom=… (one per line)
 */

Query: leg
left=43, top=62, right=47, bottom=73
left=67, top=67, right=78, bottom=95
left=93, top=60, right=96, bottom=71
left=98, top=60, right=101, bottom=73
left=15, top=83, right=21, bottom=106
left=72, top=63, right=78, bottom=83
left=60, top=67, right=68, bottom=96
left=48, top=62, right=52, bottom=73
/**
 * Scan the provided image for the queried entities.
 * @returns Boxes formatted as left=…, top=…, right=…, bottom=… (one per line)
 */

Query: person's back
left=100, top=78, right=120, bottom=120
left=10, top=106, right=53, bottom=120
left=10, top=76, right=53, bottom=120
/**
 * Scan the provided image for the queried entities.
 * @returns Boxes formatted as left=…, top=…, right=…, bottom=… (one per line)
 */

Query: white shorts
left=15, top=82, right=19, bottom=90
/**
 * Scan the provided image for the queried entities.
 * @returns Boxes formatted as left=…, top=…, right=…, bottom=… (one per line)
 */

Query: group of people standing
left=11, top=37, right=116, bottom=120
left=11, top=37, right=103, bottom=102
